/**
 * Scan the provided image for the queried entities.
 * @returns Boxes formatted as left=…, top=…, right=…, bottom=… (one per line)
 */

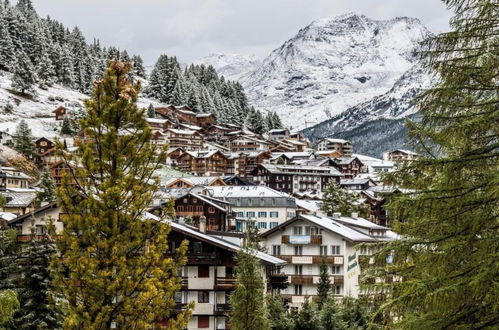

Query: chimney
left=351, top=212, right=358, bottom=219
left=332, top=212, right=341, bottom=219
left=199, top=216, right=207, bottom=233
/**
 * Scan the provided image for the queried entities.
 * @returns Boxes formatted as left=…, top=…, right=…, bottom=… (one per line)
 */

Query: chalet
left=227, top=135, right=269, bottom=152
left=52, top=106, right=69, bottom=121
left=154, top=105, right=176, bottom=119
left=316, top=138, right=353, bottom=157
left=0, top=130, right=13, bottom=146
left=261, top=214, right=395, bottom=307
left=49, top=160, right=76, bottom=186
left=268, top=128, right=290, bottom=141
left=35, top=137, right=55, bottom=155
left=331, top=157, right=365, bottom=179
left=1, top=191, right=37, bottom=215
left=203, top=125, right=234, bottom=143
left=230, top=151, right=272, bottom=178
left=384, top=149, right=418, bottom=162
left=164, top=129, right=204, bottom=151
left=340, top=178, right=376, bottom=191
left=146, top=117, right=174, bottom=131
left=2, top=167, right=31, bottom=190
left=221, top=175, right=254, bottom=186
left=175, top=151, right=230, bottom=176
left=38, top=148, right=60, bottom=167
left=315, top=150, right=343, bottom=158
left=270, top=151, right=315, bottom=164
left=360, top=186, right=401, bottom=227
left=194, top=113, right=216, bottom=128
left=251, top=164, right=342, bottom=195
left=209, top=185, right=297, bottom=233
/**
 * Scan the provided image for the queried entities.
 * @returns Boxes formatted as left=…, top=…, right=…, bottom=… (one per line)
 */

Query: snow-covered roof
left=3, top=192, right=37, bottom=207
left=260, top=163, right=342, bottom=176
left=295, top=199, right=320, bottom=213
left=164, top=176, right=224, bottom=187
left=391, top=149, right=418, bottom=155
left=166, top=128, right=199, bottom=135
left=143, top=213, right=285, bottom=266
left=268, top=128, right=289, bottom=134
left=146, top=118, right=169, bottom=124
left=321, top=138, right=350, bottom=144
left=0, top=212, right=17, bottom=221
left=332, top=215, right=388, bottom=230
left=340, top=178, right=372, bottom=185
left=209, top=185, right=289, bottom=198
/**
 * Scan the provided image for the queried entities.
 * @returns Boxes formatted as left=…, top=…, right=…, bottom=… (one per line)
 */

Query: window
left=331, top=265, right=341, bottom=274
left=237, top=212, right=244, bottom=217
left=294, top=265, right=303, bottom=275
left=196, top=206, right=203, bottom=212
left=35, top=225, right=46, bottom=235
left=270, top=211, right=279, bottom=218
left=226, top=266, right=235, bottom=277
left=198, top=291, right=209, bottom=303
left=334, top=285, right=341, bottom=295
left=258, top=222, right=267, bottom=229
left=320, top=245, right=328, bottom=256
left=193, top=198, right=198, bottom=203
left=208, top=207, right=215, bottom=213
left=294, top=285, right=302, bottom=295
left=198, top=266, right=210, bottom=278
left=272, top=245, right=281, bottom=256
left=272, top=198, right=276, bottom=206
left=174, top=291, right=182, bottom=303
left=287, top=211, right=294, bottom=219
left=294, top=246, right=303, bottom=256
left=246, top=211, right=256, bottom=218
left=258, top=211, right=267, bottom=218
left=187, top=205, right=193, bottom=212
left=198, top=316, right=209, bottom=328
left=183, top=198, right=188, bottom=203
left=270, top=222, right=279, bottom=229
left=260, top=198, right=265, bottom=206
left=292, top=226, right=303, bottom=235
left=331, top=245, right=341, bottom=255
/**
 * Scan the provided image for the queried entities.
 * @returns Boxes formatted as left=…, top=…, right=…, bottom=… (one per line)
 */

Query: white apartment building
left=208, top=185, right=297, bottom=233
left=262, top=214, right=395, bottom=308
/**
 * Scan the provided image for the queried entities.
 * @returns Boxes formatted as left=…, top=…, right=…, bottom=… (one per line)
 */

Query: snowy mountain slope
left=302, top=64, right=430, bottom=141
left=194, top=53, right=261, bottom=82
left=0, top=70, right=160, bottom=138
left=198, top=13, right=431, bottom=131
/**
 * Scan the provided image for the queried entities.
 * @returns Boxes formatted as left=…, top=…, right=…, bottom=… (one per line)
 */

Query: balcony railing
left=275, top=255, right=344, bottom=265
left=215, top=303, right=232, bottom=314
left=282, top=235, right=322, bottom=244
left=215, top=276, right=236, bottom=290
left=289, top=275, right=344, bottom=285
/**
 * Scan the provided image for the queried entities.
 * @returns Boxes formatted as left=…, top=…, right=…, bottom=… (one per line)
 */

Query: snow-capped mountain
left=194, top=53, right=261, bottom=82
left=197, top=13, right=431, bottom=131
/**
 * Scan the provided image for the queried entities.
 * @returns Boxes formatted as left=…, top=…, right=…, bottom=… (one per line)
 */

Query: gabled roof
left=258, top=163, right=342, bottom=176
left=332, top=215, right=389, bottom=230
left=261, top=214, right=375, bottom=243
left=209, top=185, right=291, bottom=198
left=321, top=138, right=350, bottom=144
left=52, top=106, right=67, bottom=113
left=8, top=201, right=59, bottom=225
left=143, top=213, right=285, bottom=266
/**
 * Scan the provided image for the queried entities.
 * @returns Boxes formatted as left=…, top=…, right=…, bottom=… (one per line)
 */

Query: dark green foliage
left=12, top=236, right=62, bottom=330
left=13, top=119, right=34, bottom=157
left=339, top=297, right=369, bottom=329
left=317, top=261, right=331, bottom=309
left=321, top=181, right=367, bottom=217
left=147, top=103, right=155, bottom=118
left=230, top=250, right=270, bottom=330
left=245, top=106, right=265, bottom=134
left=59, top=117, right=73, bottom=135
left=318, top=298, right=345, bottom=330
left=266, top=294, right=293, bottom=330
left=3, top=102, right=14, bottom=113
left=265, top=112, right=284, bottom=131
left=292, top=298, right=319, bottom=330
left=37, top=172, right=55, bottom=203
left=364, top=0, right=499, bottom=328
left=11, top=49, right=36, bottom=95
left=0, top=228, right=20, bottom=291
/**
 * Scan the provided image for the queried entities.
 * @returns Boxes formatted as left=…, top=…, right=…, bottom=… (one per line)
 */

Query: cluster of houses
left=0, top=103, right=419, bottom=330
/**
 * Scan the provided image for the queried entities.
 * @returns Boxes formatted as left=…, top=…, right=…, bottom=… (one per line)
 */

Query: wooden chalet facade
left=164, top=129, right=203, bottom=150
left=176, top=151, right=230, bottom=176
left=52, top=106, right=69, bottom=121
left=173, top=193, right=231, bottom=232
left=331, top=157, right=365, bottom=179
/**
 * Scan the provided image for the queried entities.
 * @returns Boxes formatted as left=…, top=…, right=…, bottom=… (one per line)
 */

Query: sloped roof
left=209, top=185, right=290, bottom=198
left=332, top=215, right=389, bottom=230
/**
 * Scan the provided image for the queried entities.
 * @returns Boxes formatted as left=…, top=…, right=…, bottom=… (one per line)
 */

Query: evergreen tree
left=131, top=55, right=145, bottom=78
left=147, top=103, right=155, bottom=118
left=12, top=236, right=62, bottom=330
left=317, top=260, right=331, bottom=309
left=0, top=15, right=15, bottom=71
left=319, top=298, right=345, bottom=330
left=60, top=116, right=73, bottom=135
left=338, top=297, right=369, bottom=329
left=36, top=50, right=56, bottom=87
left=230, top=250, right=270, bottom=330
left=13, top=119, right=34, bottom=157
left=0, top=290, right=18, bottom=327
left=3, top=102, right=14, bottom=113
left=52, top=61, right=190, bottom=329
left=11, top=50, right=36, bottom=95
left=245, top=107, right=265, bottom=134
left=58, top=44, right=74, bottom=87
left=37, top=171, right=56, bottom=203
left=320, top=181, right=367, bottom=217
left=0, top=228, right=21, bottom=292
left=266, top=294, right=293, bottom=330
left=365, top=1, right=499, bottom=328
left=292, top=298, right=319, bottom=330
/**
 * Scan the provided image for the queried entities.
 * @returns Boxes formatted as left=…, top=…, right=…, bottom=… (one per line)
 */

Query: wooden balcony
left=215, top=276, right=236, bottom=290
left=17, top=235, right=60, bottom=242
left=275, top=255, right=344, bottom=265
left=186, top=252, right=220, bottom=265
left=215, top=303, right=232, bottom=315
left=289, top=275, right=344, bottom=285
left=268, top=273, right=288, bottom=290
left=281, top=235, right=322, bottom=244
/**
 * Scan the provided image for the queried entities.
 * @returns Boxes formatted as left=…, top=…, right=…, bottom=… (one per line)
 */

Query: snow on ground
left=0, top=70, right=162, bottom=139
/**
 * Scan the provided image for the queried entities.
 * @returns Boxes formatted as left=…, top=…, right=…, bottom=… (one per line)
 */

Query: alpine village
left=0, top=1, right=497, bottom=330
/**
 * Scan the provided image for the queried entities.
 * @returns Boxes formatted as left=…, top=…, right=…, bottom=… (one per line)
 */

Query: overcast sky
left=31, top=0, right=452, bottom=65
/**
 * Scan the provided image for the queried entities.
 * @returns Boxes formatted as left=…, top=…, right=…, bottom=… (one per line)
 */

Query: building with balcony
left=316, top=138, right=353, bottom=157
left=331, top=157, right=365, bottom=179
left=208, top=186, right=297, bottom=233
left=261, top=214, right=395, bottom=308
left=250, top=164, right=342, bottom=195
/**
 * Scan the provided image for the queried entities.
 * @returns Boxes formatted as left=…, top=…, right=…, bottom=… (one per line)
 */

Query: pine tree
left=338, top=297, right=369, bottom=329
left=245, top=107, right=265, bottom=134
left=320, top=181, right=366, bottom=217
left=0, top=290, right=19, bottom=327
left=0, top=228, right=21, bottom=292
left=365, top=1, right=499, bottom=328
left=0, top=15, right=15, bottom=71
left=12, top=236, right=62, bottom=330
left=266, top=294, right=293, bottom=330
left=292, top=298, right=319, bottom=330
left=13, top=119, right=34, bottom=157
left=318, top=298, right=345, bottom=330
left=147, top=103, right=155, bottom=118
left=37, top=50, right=56, bottom=87
left=230, top=249, right=270, bottom=330
left=52, top=61, right=190, bottom=329
left=3, top=101, right=14, bottom=113
left=11, top=49, right=36, bottom=95
left=37, top=171, right=55, bottom=203
left=58, top=44, right=74, bottom=87
left=60, top=116, right=73, bottom=135
left=131, top=55, right=145, bottom=78
left=317, top=261, right=331, bottom=309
